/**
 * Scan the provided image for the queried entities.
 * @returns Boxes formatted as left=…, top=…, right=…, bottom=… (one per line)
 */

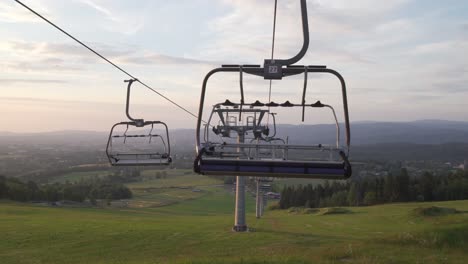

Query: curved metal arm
left=152, top=121, right=171, bottom=157
left=269, top=113, right=277, bottom=138
left=322, top=104, right=340, bottom=148
left=282, top=0, right=309, bottom=65
left=106, top=121, right=133, bottom=164
left=147, top=124, right=167, bottom=152
left=124, top=79, right=144, bottom=126
left=149, top=134, right=167, bottom=153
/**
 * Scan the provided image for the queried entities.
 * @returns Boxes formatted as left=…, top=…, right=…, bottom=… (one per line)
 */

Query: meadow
left=49, top=170, right=110, bottom=183
left=1, top=171, right=468, bottom=263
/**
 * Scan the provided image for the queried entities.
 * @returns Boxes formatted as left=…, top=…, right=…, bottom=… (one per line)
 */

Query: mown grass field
left=125, top=170, right=224, bottom=208
left=1, top=172, right=468, bottom=263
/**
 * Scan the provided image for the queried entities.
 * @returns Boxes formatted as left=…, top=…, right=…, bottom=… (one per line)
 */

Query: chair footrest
left=198, top=159, right=350, bottom=179
left=109, top=154, right=172, bottom=166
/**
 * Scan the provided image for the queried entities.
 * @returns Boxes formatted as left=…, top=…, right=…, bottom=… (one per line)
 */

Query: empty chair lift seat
left=108, top=153, right=171, bottom=166
left=198, top=159, right=349, bottom=179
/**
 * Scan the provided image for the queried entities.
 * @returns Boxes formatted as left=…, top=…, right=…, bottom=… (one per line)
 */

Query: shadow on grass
left=410, top=206, right=461, bottom=217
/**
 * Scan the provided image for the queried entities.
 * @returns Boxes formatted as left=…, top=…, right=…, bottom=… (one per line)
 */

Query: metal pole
left=233, top=132, right=247, bottom=232
left=256, top=179, right=261, bottom=218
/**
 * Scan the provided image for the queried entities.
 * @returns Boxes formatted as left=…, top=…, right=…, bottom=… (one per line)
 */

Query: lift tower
left=206, top=107, right=269, bottom=231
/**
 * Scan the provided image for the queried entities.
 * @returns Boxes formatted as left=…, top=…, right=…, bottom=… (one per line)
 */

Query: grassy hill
left=1, top=173, right=468, bottom=263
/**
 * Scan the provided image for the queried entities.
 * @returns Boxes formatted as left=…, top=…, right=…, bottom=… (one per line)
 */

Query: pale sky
left=0, top=0, right=467, bottom=132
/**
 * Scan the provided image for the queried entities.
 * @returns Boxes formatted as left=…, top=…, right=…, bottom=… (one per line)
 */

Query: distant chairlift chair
left=106, top=79, right=172, bottom=166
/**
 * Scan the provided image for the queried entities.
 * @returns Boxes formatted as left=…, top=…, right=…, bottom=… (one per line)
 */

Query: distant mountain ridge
left=1, top=120, right=468, bottom=146
left=275, top=120, right=468, bottom=145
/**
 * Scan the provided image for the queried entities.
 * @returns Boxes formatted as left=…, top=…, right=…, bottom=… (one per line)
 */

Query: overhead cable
left=267, top=0, right=278, bottom=125
left=14, top=0, right=199, bottom=120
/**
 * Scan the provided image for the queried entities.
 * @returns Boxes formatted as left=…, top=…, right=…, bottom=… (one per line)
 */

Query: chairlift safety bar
left=196, top=66, right=351, bottom=153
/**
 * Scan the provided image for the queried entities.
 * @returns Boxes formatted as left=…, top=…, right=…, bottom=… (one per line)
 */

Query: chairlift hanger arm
left=283, top=0, right=309, bottom=66
left=124, top=79, right=144, bottom=126
left=263, top=0, right=309, bottom=79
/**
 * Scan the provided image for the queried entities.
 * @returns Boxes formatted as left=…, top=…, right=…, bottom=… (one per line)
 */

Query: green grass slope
left=1, top=189, right=468, bottom=263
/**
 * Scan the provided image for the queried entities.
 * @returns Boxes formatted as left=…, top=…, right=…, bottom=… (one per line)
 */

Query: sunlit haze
left=1, top=0, right=467, bottom=132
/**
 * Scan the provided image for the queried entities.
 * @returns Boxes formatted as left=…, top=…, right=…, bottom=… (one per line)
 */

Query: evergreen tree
left=420, top=172, right=434, bottom=201
left=395, top=168, right=410, bottom=202
left=383, top=174, right=396, bottom=202
left=279, top=187, right=289, bottom=209
left=363, top=191, right=377, bottom=206
left=330, top=190, right=348, bottom=206
left=0, top=175, right=7, bottom=199
left=347, top=183, right=359, bottom=206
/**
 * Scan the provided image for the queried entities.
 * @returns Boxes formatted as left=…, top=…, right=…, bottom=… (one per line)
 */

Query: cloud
left=78, top=0, right=113, bottom=18
left=8, top=41, right=132, bottom=61
left=412, top=41, right=455, bottom=55
left=313, top=0, right=411, bottom=14
left=74, top=0, right=147, bottom=35
left=0, top=41, right=129, bottom=74
left=5, top=40, right=219, bottom=66
left=431, top=80, right=468, bottom=94
left=1, top=40, right=221, bottom=75
left=200, top=0, right=411, bottom=65
left=0, top=79, right=68, bottom=85
left=4, top=0, right=146, bottom=35
left=0, top=59, right=84, bottom=73
left=0, top=96, right=72, bottom=104
left=0, top=1, right=50, bottom=23
left=0, top=96, right=123, bottom=107
left=119, top=53, right=219, bottom=67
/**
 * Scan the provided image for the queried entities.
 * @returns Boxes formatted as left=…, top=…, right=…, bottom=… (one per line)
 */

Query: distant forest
left=0, top=173, right=133, bottom=204
left=279, top=169, right=468, bottom=209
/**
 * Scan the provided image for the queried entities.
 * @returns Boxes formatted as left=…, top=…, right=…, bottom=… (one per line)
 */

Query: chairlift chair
left=194, top=0, right=351, bottom=179
left=106, top=79, right=172, bottom=166
left=195, top=99, right=351, bottom=179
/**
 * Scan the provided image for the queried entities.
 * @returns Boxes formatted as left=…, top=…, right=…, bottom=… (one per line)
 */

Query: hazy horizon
left=1, top=118, right=467, bottom=134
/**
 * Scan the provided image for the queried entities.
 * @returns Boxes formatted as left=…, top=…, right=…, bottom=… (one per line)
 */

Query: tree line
left=279, top=169, right=468, bottom=209
left=0, top=174, right=132, bottom=204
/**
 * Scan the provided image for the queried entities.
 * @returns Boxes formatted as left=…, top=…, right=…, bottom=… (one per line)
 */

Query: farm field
left=49, top=170, right=110, bottom=183
left=1, top=172, right=468, bottom=263
left=125, top=171, right=225, bottom=208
